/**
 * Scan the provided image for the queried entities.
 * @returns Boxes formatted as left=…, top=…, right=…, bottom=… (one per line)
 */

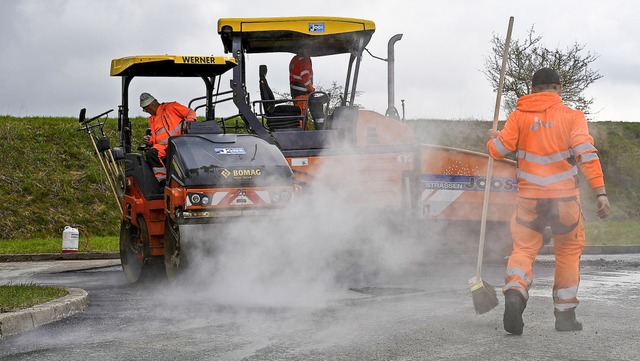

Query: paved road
left=1, top=255, right=639, bottom=360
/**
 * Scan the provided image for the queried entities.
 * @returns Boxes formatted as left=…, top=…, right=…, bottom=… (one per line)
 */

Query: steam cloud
left=161, top=143, right=450, bottom=308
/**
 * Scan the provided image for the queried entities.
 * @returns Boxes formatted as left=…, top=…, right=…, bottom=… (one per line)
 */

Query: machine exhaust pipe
left=385, top=34, right=403, bottom=120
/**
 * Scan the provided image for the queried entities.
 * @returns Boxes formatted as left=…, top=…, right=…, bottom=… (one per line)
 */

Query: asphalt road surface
left=1, top=254, right=640, bottom=361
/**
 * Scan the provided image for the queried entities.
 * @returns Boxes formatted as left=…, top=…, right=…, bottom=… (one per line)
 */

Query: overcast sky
left=1, top=0, right=638, bottom=122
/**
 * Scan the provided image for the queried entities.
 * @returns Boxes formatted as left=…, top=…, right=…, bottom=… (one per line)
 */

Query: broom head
left=469, top=276, right=499, bottom=314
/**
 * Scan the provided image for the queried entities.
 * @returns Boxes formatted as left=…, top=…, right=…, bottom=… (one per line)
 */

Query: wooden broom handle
left=492, top=17, right=514, bottom=132
left=477, top=16, right=514, bottom=277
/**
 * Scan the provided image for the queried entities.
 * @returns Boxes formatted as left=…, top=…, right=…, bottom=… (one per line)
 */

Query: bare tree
left=483, top=25, right=602, bottom=117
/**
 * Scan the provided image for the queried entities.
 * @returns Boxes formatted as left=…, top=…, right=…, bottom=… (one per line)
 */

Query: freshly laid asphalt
left=1, top=245, right=639, bottom=339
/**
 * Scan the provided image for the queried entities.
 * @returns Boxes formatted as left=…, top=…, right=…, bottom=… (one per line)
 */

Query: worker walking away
left=289, top=49, right=314, bottom=119
left=486, top=68, right=610, bottom=335
left=140, top=92, right=196, bottom=185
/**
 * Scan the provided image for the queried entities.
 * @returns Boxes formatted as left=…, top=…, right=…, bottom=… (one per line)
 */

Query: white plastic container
left=62, top=226, right=80, bottom=253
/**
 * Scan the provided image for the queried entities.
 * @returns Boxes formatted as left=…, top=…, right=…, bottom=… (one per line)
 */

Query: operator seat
left=258, top=65, right=304, bottom=131
left=308, top=92, right=330, bottom=130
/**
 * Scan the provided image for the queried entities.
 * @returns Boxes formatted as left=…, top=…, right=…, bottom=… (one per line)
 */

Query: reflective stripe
left=517, top=166, right=578, bottom=186
left=158, top=123, right=182, bottom=145
left=553, top=285, right=579, bottom=311
left=506, top=266, right=531, bottom=284
left=517, top=149, right=572, bottom=165
left=290, top=74, right=313, bottom=88
left=291, top=84, right=309, bottom=92
left=492, top=138, right=510, bottom=156
left=572, top=142, right=598, bottom=164
left=553, top=285, right=578, bottom=301
left=579, top=152, right=599, bottom=163
left=554, top=302, right=578, bottom=311
left=210, top=192, right=229, bottom=205
left=156, top=174, right=166, bottom=182
left=155, top=128, right=167, bottom=136
left=168, top=125, right=181, bottom=136
left=573, top=142, right=596, bottom=154
left=503, top=282, right=529, bottom=300
left=290, top=74, right=313, bottom=86
left=290, top=73, right=303, bottom=80
left=152, top=167, right=166, bottom=174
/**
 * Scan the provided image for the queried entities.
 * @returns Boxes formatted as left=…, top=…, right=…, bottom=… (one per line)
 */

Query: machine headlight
left=280, top=190, right=292, bottom=201
left=269, top=190, right=292, bottom=203
left=187, top=192, right=212, bottom=206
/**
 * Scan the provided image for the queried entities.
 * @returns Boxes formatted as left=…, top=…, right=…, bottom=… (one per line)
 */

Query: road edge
left=0, top=287, right=89, bottom=339
left=539, top=245, right=640, bottom=255
left=0, top=252, right=119, bottom=262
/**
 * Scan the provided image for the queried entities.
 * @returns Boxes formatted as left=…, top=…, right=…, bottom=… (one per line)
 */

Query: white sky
left=1, top=0, right=638, bottom=121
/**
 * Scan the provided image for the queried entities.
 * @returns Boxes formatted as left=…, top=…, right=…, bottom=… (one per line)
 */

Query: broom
left=469, top=16, right=514, bottom=314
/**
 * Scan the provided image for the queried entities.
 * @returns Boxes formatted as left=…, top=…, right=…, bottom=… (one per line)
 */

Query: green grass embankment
left=0, top=116, right=124, bottom=240
left=412, top=119, right=640, bottom=223
left=1, top=116, right=638, bottom=244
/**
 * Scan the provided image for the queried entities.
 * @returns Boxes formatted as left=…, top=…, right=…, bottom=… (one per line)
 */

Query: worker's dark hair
left=532, top=83, right=562, bottom=93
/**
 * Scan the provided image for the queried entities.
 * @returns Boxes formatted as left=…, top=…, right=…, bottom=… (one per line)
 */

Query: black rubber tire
left=120, top=217, right=165, bottom=284
left=119, top=220, right=144, bottom=284
left=164, top=217, right=189, bottom=281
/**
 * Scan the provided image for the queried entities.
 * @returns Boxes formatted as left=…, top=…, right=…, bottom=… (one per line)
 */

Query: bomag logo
left=233, top=169, right=261, bottom=177
left=221, top=168, right=262, bottom=178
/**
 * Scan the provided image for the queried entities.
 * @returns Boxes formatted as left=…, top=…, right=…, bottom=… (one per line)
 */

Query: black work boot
left=503, top=290, right=527, bottom=335
left=554, top=309, right=583, bottom=331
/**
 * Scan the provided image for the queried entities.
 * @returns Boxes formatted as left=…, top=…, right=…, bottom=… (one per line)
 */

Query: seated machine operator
left=140, top=92, right=196, bottom=184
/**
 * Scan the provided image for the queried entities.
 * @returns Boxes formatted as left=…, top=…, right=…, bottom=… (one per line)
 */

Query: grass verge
left=584, top=221, right=640, bottom=246
left=0, top=236, right=118, bottom=254
left=0, top=220, right=637, bottom=256
left=0, top=283, right=68, bottom=312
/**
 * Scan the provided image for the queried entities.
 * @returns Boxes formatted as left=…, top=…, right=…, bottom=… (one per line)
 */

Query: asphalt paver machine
left=216, top=17, right=518, bottom=257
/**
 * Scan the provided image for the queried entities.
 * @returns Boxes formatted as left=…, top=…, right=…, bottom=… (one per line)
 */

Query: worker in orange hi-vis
left=140, top=92, right=196, bottom=185
left=486, top=68, right=610, bottom=335
left=289, top=49, right=315, bottom=123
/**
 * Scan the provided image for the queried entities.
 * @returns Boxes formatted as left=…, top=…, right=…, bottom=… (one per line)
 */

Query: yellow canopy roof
left=110, top=55, right=237, bottom=77
left=217, top=16, right=375, bottom=56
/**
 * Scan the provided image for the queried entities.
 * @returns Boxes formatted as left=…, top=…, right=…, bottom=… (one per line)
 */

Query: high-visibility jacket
left=487, top=92, right=604, bottom=199
left=289, top=54, right=314, bottom=98
left=147, top=102, right=196, bottom=181
left=148, top=102, right=196, bottom=158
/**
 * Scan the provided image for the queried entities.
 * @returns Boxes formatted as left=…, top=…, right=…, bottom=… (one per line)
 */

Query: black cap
left=532, top=68, right=561, bottom=86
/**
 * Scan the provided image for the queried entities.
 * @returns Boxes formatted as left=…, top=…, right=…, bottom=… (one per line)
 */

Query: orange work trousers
left=503, top=196, right=585, bottom=311
left=292, top=95, right=308, bottom=129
